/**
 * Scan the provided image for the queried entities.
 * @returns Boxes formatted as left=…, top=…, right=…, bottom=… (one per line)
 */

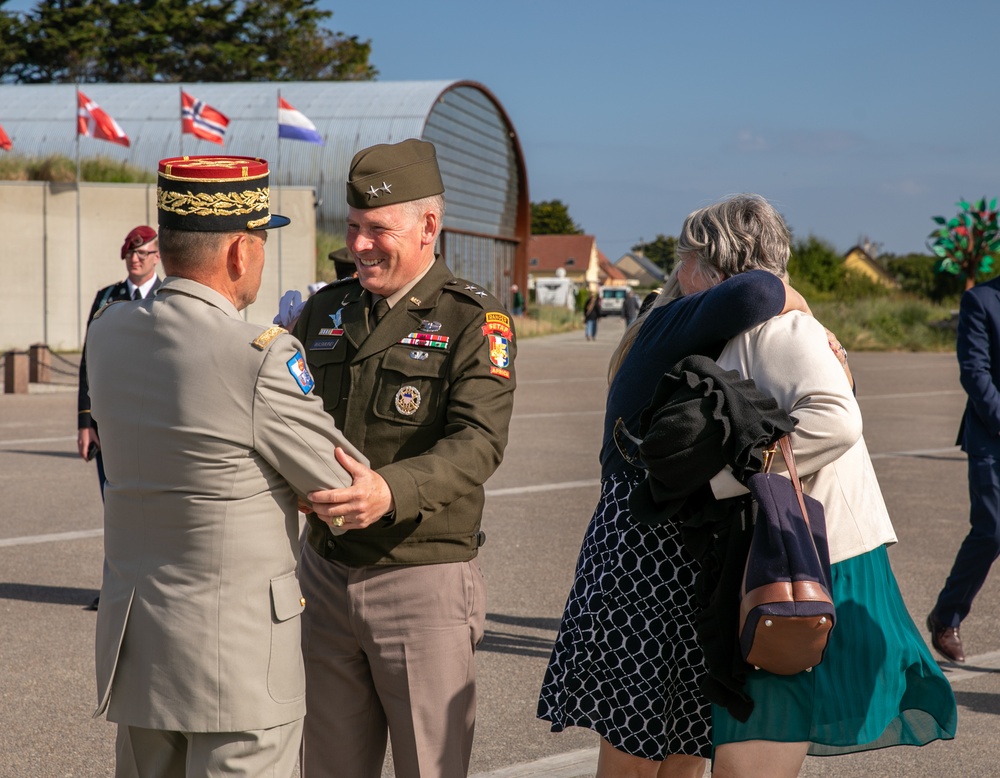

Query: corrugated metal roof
left=0, top=80, right=523, bottom=238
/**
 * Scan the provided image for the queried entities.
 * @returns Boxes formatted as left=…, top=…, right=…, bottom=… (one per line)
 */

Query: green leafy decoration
left=928, top=197, right=1000, bottom=289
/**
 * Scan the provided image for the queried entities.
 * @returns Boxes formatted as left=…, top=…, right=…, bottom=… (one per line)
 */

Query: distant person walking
left=622, top=288, right=640, bottom=327
left=928, top=274, right=1000, bottom=662
left=583, top=289, right=601, bottom=340
left=511, top=283, right=525, bottom=316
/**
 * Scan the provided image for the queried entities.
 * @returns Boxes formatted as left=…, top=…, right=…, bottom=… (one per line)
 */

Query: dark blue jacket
left=957, top=276, right=1000, bottom=456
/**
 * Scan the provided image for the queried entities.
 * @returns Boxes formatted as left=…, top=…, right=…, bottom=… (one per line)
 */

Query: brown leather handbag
left=738, top=436, right=836, bottom=675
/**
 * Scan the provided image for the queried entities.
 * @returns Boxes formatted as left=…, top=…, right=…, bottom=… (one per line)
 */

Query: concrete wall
left=0, top=181, right=317, bottom=352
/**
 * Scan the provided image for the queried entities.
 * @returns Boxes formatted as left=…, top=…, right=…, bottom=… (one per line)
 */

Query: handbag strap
left=777, top=436, right=812, bottom=530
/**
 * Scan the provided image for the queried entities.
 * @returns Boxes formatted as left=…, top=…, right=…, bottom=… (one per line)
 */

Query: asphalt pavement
left=1, top=317, right=996, bottom=778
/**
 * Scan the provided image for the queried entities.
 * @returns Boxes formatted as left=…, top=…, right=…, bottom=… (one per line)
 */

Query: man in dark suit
left=929, top=275, right=1000, bottom=662
left=77, top=225, right=162, bottom=496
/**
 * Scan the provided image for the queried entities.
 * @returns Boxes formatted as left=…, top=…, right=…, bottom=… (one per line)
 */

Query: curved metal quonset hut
left=0, top=80, right=529, bottom=298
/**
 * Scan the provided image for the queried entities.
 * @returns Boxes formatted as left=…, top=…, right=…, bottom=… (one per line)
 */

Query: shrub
left=811, top=297, right=956, bottom=352
left=0, top=153, right=153, bottom=183
left=315, top=229, right=347, bottom=283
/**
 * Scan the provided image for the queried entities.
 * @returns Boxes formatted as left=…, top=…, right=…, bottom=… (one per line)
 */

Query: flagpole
left=75, top=85, right=83, bottom=349
left=179, top=86, right=183, bottom=156
left=276, top=88, right=283, bottom=295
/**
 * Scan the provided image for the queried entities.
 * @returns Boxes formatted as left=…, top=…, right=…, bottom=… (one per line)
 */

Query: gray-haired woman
left=538, top=199, right=812, bottom=777
left=674, top=194, right=955, bottom=777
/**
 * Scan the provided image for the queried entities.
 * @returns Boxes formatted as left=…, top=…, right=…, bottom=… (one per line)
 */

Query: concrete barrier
left=0, top=181, right=318, bottom=352
left=3, top=350, right=29, bottom=393
left=29, top=343, right=51, bottom=383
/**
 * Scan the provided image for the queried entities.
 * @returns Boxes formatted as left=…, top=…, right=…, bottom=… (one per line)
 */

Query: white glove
left=273, top=289, right=305, bottom=327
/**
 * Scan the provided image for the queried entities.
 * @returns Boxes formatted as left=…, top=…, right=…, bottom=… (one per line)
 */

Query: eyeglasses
left=131, top=249, right=159, bottom=258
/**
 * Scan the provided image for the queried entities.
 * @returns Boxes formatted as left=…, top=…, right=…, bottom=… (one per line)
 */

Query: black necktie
left=132, top=288, right=141, bottom=301
left=371, top=297, right=390, bottom=329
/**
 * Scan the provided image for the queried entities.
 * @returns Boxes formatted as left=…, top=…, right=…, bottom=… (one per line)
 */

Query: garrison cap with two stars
left=157, top=155, right=290, bottom=232
left=346, top=138, right=445, bottom=209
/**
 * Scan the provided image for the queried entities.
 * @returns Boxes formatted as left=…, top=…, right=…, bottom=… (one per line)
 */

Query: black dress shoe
left=927, top=613, right=965, bottom=662
left=85, top=594, right=100, bottom=612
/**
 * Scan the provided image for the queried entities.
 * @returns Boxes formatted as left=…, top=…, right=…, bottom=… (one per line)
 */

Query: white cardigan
left=709, top=311, right=897, bottom=564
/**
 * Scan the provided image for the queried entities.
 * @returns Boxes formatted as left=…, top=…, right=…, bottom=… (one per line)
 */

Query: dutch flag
left=278, top=97, right=324, bottom=145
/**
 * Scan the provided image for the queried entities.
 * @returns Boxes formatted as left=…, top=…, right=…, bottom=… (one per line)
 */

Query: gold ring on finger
left=332, top=516, right=345, bottom=527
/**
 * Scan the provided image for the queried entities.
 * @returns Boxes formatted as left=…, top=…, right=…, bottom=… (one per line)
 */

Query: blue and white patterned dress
left=537, top=272, right=788, bottom=760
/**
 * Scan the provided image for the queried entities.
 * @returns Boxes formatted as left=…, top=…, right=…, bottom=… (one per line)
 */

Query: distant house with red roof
left=527, top=234, right=624, bottom=289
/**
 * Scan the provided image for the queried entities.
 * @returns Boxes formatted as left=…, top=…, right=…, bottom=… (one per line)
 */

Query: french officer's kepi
left=157, top=155, right=290, bottom=231
left=346, top=139, right=444, bottom=209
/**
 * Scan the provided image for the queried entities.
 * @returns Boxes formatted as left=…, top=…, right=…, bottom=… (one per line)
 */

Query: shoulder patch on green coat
left=443, top=279, right=503, bottom=309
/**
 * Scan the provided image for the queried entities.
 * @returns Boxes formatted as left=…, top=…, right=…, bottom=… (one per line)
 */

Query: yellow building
left=844, top=245, right=899, bottom=289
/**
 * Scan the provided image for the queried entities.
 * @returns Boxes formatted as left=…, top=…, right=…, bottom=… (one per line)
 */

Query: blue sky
left=325, top=0, right=1000, bottom=261
left=7, top=0, right=999, bottom=261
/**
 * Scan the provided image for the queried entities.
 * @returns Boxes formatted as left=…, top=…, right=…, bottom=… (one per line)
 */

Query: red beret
left=121, top=225, right=157, bottom=259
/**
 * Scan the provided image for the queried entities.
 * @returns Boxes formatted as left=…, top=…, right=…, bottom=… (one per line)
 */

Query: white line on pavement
left=869, top=446, right=962, bottom=460
left=938, top=649, right=1000, bottom=684
left=858, top=390, right=964, bottom=401
left=470, top=748, right=598, bottom=778
left=0, top=435, right=75, bottom=448
left=0, top=529, right=102, bottom=548
left=513, top=411, right=604, bottom=420
left=487, top=480, right=600, bottom=497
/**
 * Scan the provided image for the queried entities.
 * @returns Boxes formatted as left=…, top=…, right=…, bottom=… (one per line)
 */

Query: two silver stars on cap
left=366, top=181, right=393, bottom=200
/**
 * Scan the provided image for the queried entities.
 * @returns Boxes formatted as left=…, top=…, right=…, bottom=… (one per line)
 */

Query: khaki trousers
left=115, top=719, right=302, bottom=778
left=299, top=545, right=486, bottom=778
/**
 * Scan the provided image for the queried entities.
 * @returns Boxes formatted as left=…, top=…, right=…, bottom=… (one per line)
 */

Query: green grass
left=315, top=229, right=347, bottom=283
left=810, top=296, right=957, bottom=352
left=513, top=305, right=582, bottom=337
left=0, top=153, right=154, bottom=183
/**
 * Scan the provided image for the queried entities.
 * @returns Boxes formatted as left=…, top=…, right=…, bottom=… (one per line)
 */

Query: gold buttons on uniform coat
left=300, top=597, right=306, bottom=607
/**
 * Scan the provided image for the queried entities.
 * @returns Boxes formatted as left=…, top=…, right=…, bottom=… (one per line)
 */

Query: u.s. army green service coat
left=293, top=257, right=516, bottom=566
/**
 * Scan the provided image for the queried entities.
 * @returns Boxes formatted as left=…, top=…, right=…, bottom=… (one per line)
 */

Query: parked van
left=599, top=286, right=626, bottom=317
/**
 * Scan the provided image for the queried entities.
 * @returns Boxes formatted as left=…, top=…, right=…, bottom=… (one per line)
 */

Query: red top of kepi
left=156, top=155, right=289, bottom=231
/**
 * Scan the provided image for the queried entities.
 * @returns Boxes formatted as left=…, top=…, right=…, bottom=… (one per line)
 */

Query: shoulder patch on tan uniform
left=251, top=325, right=287, bottom=350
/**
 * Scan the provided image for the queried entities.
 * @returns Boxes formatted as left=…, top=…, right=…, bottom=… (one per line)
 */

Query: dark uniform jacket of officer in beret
left=78, top=278, right=161, bottom=436
left=293, top=256, right=516, bottom=566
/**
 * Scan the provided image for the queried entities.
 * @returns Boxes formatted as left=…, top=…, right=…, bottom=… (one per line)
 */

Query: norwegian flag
left=0, top=122, right=11, bottom=152
left=77, top=90, right=130, bottom=147
left=181, top=91, right=229, bottom=145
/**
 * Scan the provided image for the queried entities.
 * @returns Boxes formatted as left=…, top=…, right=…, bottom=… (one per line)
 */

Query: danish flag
left=181, top=91, right=229, bottom=145
left=0, top=122, right=11, bottom=152
left=77, top=90, right=130, bottom=147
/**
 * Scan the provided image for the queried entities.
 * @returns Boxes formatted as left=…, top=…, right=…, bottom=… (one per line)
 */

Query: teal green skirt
left=713, top=545, right=957, bottom=756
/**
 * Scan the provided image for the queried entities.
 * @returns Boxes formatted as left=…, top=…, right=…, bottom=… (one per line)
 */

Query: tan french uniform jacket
left=293, top=257, right=516, bottom=566
left=86, top=277, right=363, bottom=732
